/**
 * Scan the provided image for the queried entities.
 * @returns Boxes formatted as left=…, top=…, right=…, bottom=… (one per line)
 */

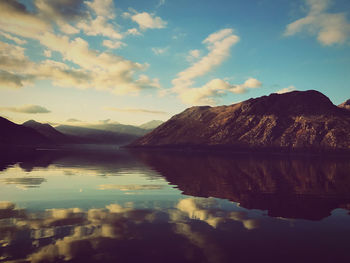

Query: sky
left=0, top=0, right=349, bottom=125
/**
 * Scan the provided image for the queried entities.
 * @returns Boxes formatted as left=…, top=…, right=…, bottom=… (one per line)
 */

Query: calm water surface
left=1, top=148, right=350, bottom=263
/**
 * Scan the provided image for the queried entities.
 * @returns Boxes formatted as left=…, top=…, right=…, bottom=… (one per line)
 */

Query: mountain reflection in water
left=0, top=148, right=350, bottom=263
left=133, top=150, right=350, bottom=220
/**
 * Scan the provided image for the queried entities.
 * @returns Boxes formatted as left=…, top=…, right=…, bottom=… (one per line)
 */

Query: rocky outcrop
left=339, top=99, right=350, bottom=110
left=130, top=90, right=350, bottom=152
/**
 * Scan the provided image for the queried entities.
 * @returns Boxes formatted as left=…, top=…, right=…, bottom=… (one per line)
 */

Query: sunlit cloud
left=0, top=105, right=51, bottom=114
left=171, top=28, right=244, bottom=105
left=284, top=0, right=350, bottom=45
left=0, top=0, right=161, bottom=96
left=276, top=85, right=296, bottom=94
left=104, top=107, right=167, bottom=115
left=178, top=78, right=262, bottom=106
left=102, top=40, right=126, bottom=49
left=126, top=11, right=167, bottom=30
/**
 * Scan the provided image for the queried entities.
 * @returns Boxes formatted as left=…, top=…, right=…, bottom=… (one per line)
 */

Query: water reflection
left=1, top=149, right=350, bottom=262
left=133, top=150, right=350, bottom=220
left=0, top=199, right=260, bottom=263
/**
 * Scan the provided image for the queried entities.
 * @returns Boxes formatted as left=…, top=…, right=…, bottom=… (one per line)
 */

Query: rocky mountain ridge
left=130, top=90, right=350, bottom=152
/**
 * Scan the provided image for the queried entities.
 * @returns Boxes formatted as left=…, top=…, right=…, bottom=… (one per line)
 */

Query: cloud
left=66, top=118, right=81, bottom=123
left=85, top=0, right=116, bottom=19
left=152, top=47, right=169, bottom=55
left=284, top=0, right=350, bottom=45
left=43, top=49, right=52, bottom=57
left=0, top=1, right=160, bottom=96
left=178, top=78, right=262, bottom=105
left=172, top=28, right=240, bottom=94
left=0, top=31, right=26, bottom=45
left=276, top=85, right=296, bottom=94
left=0, top=0, right=50, bottom=38
left=98, top=184, right=164, bottom=191
left=0, top=70, right=32, bottom=89
left=0, top=35, right=158, bottom=95
left=187, top=49, right=201, bottom=62
left=103, top=40, right=126, bottom=49
left=77, top=16, right=123, bottom=39
left=0, top=105, right=51, bottom=114
left=126, top=28, right=141, bottom=36
left=168, top=28, right=260, bottom=105
left=104, top=107, right=167, bottom=115
left=129, top=12, right=167, bottom=30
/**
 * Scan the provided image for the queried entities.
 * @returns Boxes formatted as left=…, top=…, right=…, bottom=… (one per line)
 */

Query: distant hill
left=139, top=120, right=163, bottom=130
left=129, top=90, right=350, bottom=153
left=0, top=117, right=51, bottom=147
left=82, top=123, right=148, bottom=136
left=339, top=99, right=350, bottom=110
left=22, top=120, right=73, bottom=143
left=56, top=125, right=139, bottom=145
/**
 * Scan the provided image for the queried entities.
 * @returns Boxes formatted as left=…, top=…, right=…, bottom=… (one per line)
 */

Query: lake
left=1, top=148, right=350, bottom=263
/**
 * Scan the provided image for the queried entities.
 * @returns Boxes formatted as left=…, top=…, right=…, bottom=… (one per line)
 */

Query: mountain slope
left=129, top=90, right=350, bottom=152
left=139, top=120, right=163, bottom=130
left=0, top=117, right=51, bottom=146
left=22, top=120, right=72, bottom=143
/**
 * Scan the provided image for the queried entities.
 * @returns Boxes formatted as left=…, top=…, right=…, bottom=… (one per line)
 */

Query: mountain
left=139, top=120, right=164, bottom=130
left=56, top=125, right=139, bottom=145
left=339, top=99, right=350, bottom=110
left=22, top=120, right=73, bottom=143
left=0, top=117, right=51, bottom=147
left=83, top=123, right=148, bottom=136
left=129, top=90, right=350, bottom=153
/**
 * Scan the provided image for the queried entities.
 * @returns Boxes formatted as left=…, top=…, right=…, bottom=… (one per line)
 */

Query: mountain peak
left=239, top=90, right=335, bottom=116
left=129, top=90, right=350, bottom=152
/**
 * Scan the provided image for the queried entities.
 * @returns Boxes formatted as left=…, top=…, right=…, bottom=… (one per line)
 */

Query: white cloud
left=284, top=0, right=350, bottom=45
left=103, top=40, right=126, bottom=49
left=130, top=12, right=167, bottom=30
left=276, top=85, right=296, bottom=94
left=186, top=49, right=201, bottom=62
left=178, top=78, right=262, bottom=105
left=77, top=16, right=123, bottom=39
left=152, top=47, right=169, bottom=55
left=172, top=28, right=239, bottom=93
left=126, top=28, right=141, bottom=36
left=86, top=0, right=116, bottom=19
left=171, top=28, right=243, bottom=105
